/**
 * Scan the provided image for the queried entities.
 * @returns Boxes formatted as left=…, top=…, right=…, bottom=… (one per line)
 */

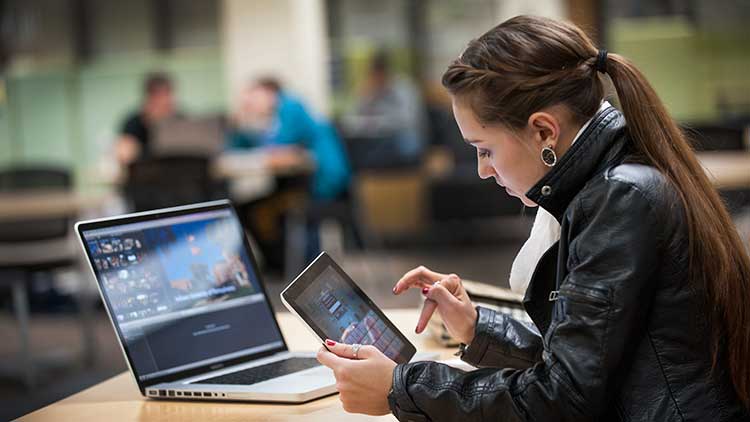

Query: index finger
left=393, top=266, right=449, bottom=295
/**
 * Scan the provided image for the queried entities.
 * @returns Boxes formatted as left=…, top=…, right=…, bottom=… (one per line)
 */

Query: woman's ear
left=527, top=112, right=560, bottom=148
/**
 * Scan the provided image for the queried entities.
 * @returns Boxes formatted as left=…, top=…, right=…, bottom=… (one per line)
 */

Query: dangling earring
left=541, top=145, right=557, bottom=167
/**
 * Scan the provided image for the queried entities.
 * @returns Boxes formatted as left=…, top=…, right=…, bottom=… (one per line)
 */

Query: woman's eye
left=478, top=149, right=491, bottom=158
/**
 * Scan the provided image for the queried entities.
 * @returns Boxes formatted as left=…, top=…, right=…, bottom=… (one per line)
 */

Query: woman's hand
left=316, top=340, right=396, bottom=415
left=393, top=266, right=477, bottom=344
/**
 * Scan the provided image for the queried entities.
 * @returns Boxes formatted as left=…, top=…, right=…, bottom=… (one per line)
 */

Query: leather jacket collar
left=526, top=106, right=630, bottom=222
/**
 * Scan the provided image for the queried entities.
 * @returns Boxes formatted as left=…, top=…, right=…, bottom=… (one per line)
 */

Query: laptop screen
left=80, top=207, right=284, bottom=382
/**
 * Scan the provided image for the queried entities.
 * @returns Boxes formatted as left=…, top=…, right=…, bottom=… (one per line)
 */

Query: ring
left=351, top=343, right=362, bottom=359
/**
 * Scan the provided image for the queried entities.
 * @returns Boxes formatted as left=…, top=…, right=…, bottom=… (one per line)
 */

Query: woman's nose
left=477, top=160, right=494, bottom=180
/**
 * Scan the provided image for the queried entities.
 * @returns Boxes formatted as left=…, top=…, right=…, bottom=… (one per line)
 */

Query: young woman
left=316, top=15, right=750, bottom=421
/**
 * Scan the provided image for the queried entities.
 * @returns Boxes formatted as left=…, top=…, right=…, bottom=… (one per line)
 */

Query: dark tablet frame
left=281, top=252, right=416, bottom=364
left=75, top=200, right=288, bottom=394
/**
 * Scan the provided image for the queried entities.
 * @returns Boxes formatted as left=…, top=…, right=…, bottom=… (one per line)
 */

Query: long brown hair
left=442, top=15, right=750, bottom=409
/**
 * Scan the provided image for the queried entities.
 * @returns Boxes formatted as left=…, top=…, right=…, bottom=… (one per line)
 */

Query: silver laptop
left=152, top=116, right=224, bottom=157
left=75, top=200, right=336, bottom=402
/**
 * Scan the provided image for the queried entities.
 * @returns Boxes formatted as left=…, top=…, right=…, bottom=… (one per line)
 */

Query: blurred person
left=341, top=50, right=427, bottom=166
left=116, top=72, right=177, bottom=165
left=316, top=16, right=750, bottom=421
left=227, top=78, right=351, bottom=268
left=228, top=77, right=350, bottom=201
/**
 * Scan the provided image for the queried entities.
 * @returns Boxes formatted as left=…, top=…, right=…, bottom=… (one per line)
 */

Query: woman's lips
left=494, top=177, right=515, bottom=196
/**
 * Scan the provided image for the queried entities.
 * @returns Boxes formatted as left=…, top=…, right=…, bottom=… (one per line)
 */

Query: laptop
left=152, top=116, right=224, bottom=157
left=75, top=200, right=336, bottom=402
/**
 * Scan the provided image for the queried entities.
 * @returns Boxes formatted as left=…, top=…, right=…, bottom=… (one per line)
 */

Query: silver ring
left=351, top=343, right=362, bottom=359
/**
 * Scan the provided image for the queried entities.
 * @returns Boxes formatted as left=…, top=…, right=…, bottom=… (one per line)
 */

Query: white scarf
left=509, top=101, right=611, bottom=294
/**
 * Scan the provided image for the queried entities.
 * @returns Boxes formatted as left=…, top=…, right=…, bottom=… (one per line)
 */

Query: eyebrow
left=463, top=138, right=480, bottom=145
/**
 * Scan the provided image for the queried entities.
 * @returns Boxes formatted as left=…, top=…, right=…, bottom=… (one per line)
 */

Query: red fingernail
left=325, top=339, right=336, bottom=346
left=422, top=287, right=429, bottom=295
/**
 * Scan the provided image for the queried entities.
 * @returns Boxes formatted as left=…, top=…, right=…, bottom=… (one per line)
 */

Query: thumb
left=324, top=340, right=378, bottom=360
left=317, top=347, right=348, bottom=369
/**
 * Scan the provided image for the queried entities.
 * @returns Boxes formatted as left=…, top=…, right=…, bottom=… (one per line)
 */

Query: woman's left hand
left=316, top=340, right=396, bottom=415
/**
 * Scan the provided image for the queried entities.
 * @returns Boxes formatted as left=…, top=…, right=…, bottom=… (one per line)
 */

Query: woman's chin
left=504, top=187, right=538, bottom=207
left=521, top=198, right=539, bottom=207
left=516, top=192, right=538, bottom=207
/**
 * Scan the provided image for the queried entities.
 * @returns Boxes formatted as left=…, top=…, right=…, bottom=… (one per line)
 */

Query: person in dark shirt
left=116, top=72, right=176, bottom=165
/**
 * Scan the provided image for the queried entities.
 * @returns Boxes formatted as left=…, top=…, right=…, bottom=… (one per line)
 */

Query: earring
left=541, top=145, right=557, bottom=167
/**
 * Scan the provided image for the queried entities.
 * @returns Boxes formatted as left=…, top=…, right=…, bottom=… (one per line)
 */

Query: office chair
left=0, top=165, right=95, bottom=388
left=123, top=155, right=227, bottom=212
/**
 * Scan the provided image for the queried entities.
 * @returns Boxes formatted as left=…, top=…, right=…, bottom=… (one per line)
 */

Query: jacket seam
left=647, top=329, right=686, bottom=421
left=597, top=290, right=613, bottom=399
left=491, top=314, right=540, bottom=365
left=606, top=173, right=674, bottom=251
left=548, top=366, right=588, bottom=415
left=487, top=348, right=538, bottom=365
left=581, top=176, right=670, bottom=258
left=473, top=307, right=494, bottom=365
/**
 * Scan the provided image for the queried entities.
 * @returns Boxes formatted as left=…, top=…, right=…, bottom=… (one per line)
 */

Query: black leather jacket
left=388, top=106, right=750, bottom=421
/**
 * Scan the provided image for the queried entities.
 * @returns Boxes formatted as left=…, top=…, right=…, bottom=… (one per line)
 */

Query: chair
left=0, top=165, right=95, bottom=388
left=123, top=155, right=227, bottom=212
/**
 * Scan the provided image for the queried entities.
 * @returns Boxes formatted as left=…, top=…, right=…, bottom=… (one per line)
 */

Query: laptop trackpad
left=250, top=366, right=334, bottom=392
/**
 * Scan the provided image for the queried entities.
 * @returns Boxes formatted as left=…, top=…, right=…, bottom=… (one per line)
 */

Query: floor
left=0, top=237, right=525, bottom=421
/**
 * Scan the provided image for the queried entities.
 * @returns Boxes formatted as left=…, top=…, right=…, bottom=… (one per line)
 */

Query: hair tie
left=595, top=49, right=608, bottom=74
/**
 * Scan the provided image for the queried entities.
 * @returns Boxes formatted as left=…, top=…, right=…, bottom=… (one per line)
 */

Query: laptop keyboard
left=194, top=357, right=321, bottom=386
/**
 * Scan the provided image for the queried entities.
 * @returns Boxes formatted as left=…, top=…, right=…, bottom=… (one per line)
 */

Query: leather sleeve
left=388, top=179, right=666, bottom=422
left=460, top=306, right=542, bottom=369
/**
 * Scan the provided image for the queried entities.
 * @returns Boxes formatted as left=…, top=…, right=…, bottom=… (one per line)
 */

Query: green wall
left=609, top=17, right=750, bottom=123
left=0, top=48, right=226, bottom=188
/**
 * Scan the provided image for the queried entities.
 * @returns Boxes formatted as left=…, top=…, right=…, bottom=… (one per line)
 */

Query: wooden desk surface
left=216, top=149, right=315, bottom=179
left=697, top=151, right=750, bottom=189
left=86, top=149, right=315, bottom=186
left=0, top=190, right=110, bottom=222
left=20, top=309, right=451, bottom=422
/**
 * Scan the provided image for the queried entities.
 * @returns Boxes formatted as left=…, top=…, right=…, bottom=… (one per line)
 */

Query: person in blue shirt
left=227, top=78, right=351, bottom=269
left=227, top=78, right=350, bottom=201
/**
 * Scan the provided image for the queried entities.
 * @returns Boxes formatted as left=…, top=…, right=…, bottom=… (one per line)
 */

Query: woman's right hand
left=393, top=266, right=477, bottom=345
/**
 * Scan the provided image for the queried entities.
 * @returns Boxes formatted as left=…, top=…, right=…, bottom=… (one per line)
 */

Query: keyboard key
left=194, top=357, right=320, bottom=386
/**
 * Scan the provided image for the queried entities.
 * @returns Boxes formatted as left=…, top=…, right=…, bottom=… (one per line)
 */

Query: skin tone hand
left=264, top=146, right=310, bottom=172
left=393, top=266, right=477, bottom=344
left=115, top=135, right=142, bottom=166
left=316, top=340, right=396, bottom=415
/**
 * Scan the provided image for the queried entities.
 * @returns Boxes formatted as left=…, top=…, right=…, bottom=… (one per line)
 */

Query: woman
left=316, top=15, right=750, bottom=421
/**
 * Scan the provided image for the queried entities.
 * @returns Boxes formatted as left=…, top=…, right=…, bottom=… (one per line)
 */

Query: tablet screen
left=282, top=253, right=415, bottom=364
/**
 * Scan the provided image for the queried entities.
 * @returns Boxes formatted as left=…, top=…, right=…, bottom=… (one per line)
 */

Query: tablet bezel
left=281, top=252, right=416, bottom=364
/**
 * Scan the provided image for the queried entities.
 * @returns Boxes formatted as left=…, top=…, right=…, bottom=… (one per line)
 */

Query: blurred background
left=0, top=0, right=748, bottom=419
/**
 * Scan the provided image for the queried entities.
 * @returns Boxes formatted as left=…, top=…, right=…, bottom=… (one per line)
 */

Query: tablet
left=281, top=252, right=416, bottom=364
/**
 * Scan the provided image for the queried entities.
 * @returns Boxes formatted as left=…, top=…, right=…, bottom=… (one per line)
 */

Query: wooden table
left=216, top=148, right=315, bottom=179
left=0, top=190, right=111, bottom=222
left=19, top=309, right=453, bottom=422
left=86, top=148, right=315, bottom=185
left=697, top=151, right=750, bottom=190
left=83, top=148, right=315, bottom=204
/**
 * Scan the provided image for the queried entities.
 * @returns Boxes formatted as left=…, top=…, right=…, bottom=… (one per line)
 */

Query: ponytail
left=605, top=53, right=750, bottom=409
